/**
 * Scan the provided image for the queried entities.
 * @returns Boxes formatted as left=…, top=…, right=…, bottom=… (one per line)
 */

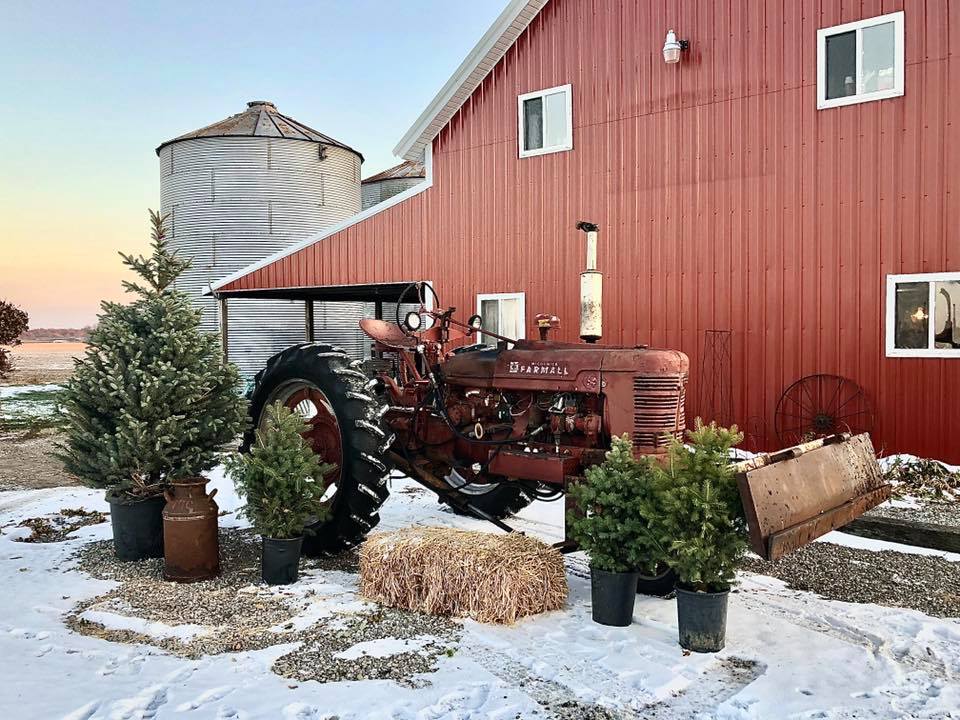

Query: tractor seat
left=359, top=319, right=417, bottom=351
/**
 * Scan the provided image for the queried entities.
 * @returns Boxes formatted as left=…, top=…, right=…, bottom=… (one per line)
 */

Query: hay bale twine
left=359, top=527, right=568, bottom=624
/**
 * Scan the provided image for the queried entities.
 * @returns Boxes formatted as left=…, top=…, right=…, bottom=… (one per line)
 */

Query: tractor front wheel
left=443, top=469, right=535, bottom=519
left=242, top=344, right=392, bottom=555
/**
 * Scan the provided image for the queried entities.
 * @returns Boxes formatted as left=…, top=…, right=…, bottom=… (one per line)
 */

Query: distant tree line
left=18, top=327, right=94, bottom=342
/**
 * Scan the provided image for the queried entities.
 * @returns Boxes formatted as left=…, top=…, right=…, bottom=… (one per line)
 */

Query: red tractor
left=243, top=223, right=889, bottom=559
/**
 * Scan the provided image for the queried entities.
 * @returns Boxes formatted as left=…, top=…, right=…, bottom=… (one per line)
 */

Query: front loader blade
left=734, top=433, right=891, bottom=561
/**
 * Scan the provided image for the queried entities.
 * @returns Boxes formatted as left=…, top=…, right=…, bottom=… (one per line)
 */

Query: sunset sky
left=0, top=0, right=503, bottom=328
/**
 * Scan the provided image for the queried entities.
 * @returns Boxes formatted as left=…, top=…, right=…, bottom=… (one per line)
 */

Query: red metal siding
left=224, top=0, right=960, bottom=462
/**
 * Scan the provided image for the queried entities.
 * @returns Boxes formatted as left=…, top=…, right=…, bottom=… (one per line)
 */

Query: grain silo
left=157, top=101, right=366, bottom=376
left=361, top=159, right=426, bottom=210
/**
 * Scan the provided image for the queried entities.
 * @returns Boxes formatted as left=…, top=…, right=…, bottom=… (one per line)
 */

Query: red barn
left=211, top=0, right=960, bottom=462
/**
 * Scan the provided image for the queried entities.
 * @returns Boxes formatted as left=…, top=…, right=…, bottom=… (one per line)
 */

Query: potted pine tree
left=58, top=211, right=245, bottom=561
left=226, top=402, right=334, bottom=584
left=566, top=435, right=662, bottom=626
left=648, top=419, right=747, bottom=653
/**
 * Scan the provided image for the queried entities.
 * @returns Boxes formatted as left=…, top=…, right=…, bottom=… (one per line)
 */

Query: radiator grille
left=632, top=373, right=688, bottom=451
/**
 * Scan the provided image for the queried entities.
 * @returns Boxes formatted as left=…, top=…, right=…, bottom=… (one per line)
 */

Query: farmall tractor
left=243, top=223, right=889, bottom=561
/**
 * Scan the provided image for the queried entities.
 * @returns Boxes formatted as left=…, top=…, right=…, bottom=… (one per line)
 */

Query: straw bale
left=359, top=527, right=567, bottom=624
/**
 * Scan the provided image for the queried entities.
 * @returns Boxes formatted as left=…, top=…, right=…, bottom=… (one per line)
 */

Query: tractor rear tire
left=242, top=344, right=392, bottom=555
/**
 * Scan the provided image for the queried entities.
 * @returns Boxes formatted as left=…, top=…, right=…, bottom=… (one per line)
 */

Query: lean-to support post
left=373, top=300, right=384, bottom=359
left=305, top=300, right=315, bottom=342
left=218, top=297, right=229, bottom=364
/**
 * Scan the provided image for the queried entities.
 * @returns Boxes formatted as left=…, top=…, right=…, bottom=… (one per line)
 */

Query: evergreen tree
left=566, top=435, right=663, bottom=573
left=0, top=299, right=29, bottom=378
left=645, top=419, right=747, bottom=592
left=57, top=210, right=246, bottom=498
left=225, top=402, right=334, bottom=539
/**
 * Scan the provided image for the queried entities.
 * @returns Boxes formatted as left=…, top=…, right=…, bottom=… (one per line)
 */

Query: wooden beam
left=839, top=515, right=960, bottom=554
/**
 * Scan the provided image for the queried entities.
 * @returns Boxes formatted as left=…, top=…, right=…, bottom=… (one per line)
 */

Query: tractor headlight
left=404, top=311, right=423, bottom=332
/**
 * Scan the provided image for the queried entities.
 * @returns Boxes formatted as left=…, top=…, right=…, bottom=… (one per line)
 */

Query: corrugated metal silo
left=157, top=101, right=366, bottom=376
left=361, top=159, right=426, bottom=210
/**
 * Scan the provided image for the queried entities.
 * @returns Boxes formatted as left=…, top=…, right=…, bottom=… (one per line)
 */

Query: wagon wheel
left=774, top=374, right=874, bottom=446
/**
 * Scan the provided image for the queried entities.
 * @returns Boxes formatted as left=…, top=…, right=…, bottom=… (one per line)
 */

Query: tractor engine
left=381, top=340, right=689, bottom=490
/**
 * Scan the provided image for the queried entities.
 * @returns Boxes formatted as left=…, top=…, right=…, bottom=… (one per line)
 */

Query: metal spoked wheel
left=267, top=381, right=343, bottom=509
left=242, top=343, right=391, bottom=554
left=774, top=374, right=874, bottom=446
left=445, top=466, right=502, bottom=496
left=442, top=465, right=535, bottom=519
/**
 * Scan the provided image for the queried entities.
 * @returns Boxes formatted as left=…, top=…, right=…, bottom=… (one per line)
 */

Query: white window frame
left=517, top=84, right=573, bottom=158
left=886, top=272, right=960, bottom=358
left=817, top=11, right=905, bottom=110
left=476, top=292, right=526, bottom=346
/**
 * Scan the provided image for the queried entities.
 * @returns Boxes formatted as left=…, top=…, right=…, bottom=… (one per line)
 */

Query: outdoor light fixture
left=663, top=29, right=689, bottom=64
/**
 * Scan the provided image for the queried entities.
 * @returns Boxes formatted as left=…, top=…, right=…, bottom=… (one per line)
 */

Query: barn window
left=518, top=85, right=573, bottom=158
left=476, top=293, right=525, bottom=346
left=817, top=11, right=904, bottom=110
left=886, top=273, right=960, bottom=357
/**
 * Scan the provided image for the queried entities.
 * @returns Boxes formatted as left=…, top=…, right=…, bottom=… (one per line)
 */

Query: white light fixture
left=663, top=29, right=689, bottom=64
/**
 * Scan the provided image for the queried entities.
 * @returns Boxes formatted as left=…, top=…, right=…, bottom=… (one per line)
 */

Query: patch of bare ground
left=0, top=430, right=80, bottom=491
left=0, top=342, right=84, bottom=386
left=1, top=343, right=81, bottom=490
left=13, top=507, right=107, bottom=542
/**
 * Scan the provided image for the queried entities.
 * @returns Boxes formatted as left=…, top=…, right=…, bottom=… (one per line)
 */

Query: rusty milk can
left=163, top=478, right=220, bottom=582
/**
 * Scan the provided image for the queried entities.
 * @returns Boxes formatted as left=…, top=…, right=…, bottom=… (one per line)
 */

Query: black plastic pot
left=590, top=567, right=640, bottom=626
left=262, top=536, right=304, bottom=585
left=676, top=585, right=730, bottom=652
left=636, top=565, right=678, bottom=597
left=106, top=491, right=165, bottom=561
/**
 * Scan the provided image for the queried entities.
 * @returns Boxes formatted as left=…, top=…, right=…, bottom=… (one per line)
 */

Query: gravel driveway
left=742, top=541, right=960, bottom=618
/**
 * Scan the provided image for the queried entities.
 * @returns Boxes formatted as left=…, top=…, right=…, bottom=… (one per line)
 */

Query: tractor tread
left=242, top=343, right=391, bottom=555
left=445, top=482, right=536, bottom=520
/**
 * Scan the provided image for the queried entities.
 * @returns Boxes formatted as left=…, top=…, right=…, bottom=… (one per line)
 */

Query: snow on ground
left=334, top=636, right=438, bottom=661
left=77, top=610, right=212, bottom=643
left=0, top=383, right=62, bottom=399
left=818, top=529, right=960, bottom=563
left=880, top=454, right=960, bottom=474
left=1, top=469, right=958, bottom=719
left=0, top=383, right=62, bottom=428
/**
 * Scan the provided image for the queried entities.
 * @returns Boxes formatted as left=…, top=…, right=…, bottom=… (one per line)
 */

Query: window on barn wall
left=886, top=273, right=960, bottom=357
left=518, top=85, right=573, bottom=158
left=477, top=293, right=525, bottom=347
left=817, top=11, right=904, bottom=109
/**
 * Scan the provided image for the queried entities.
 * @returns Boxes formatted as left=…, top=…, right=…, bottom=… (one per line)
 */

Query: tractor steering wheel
left=396, top=282, right=441, bottom=336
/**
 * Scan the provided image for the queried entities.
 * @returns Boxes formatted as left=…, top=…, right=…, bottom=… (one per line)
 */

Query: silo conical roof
left=362, top=159, right=426, bottom=184
left=155, top=100, right=362, bottom=160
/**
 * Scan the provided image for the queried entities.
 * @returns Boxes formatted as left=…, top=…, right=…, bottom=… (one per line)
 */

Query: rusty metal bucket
left=162, top=477, right=220, bottom=582
left=734, top=433, right=891, bottom=561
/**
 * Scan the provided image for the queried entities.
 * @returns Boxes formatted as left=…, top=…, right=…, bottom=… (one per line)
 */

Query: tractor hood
left=442, top=340, right=688, bottom=393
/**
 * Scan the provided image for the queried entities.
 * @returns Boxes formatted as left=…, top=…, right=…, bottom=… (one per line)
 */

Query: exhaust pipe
left=576, top=221, right=602, bottom=343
